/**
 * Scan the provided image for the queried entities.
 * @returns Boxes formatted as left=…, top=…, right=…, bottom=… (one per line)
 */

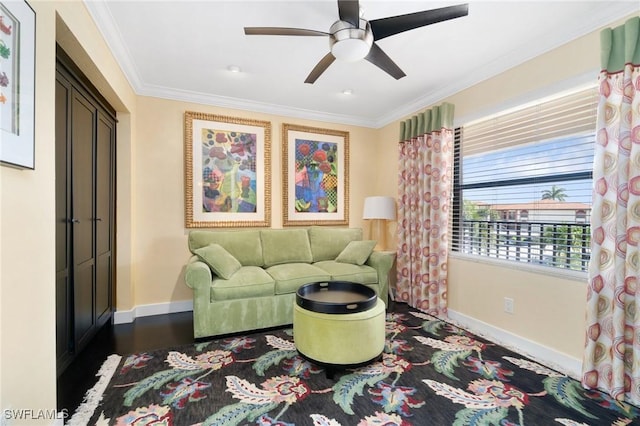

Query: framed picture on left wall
left=0, top=0, right=35, bottom=169
left=184, top=111, right=272, bottom=228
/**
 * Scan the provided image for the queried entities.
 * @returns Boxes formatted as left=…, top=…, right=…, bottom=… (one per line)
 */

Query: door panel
left=71, top=92, right=95, bottom=265
left=55, top=76, right=73, bottom=371
left=74, top=261, right=95, bottom=349
left=96, top=256, right=111, bottom=324
left=95, top=113, right=114, bottom=325
left=71, top=90, right=96, bottom=351
left=55, top=78, right=71, bottom=275
left=55, top=273, right=71, bottom=362
left=96, top=114, right=113, bottom=254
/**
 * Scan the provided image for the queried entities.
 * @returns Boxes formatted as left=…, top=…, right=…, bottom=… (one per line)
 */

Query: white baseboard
left=447, top=309, right=582, bottom=380
left=113, top=300, right=193, bottom=324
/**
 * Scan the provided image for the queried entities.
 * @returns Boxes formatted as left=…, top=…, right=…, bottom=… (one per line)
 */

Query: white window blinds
left=452, top=86, right=598, bottom=272
left=462, top=87, right=598, bottom=157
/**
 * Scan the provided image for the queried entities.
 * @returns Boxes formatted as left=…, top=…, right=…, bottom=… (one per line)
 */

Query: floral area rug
left=71, top=305, right=639, bottom=425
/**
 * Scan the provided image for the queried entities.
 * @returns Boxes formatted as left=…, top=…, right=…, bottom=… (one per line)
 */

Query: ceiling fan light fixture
left=329, top=19, right=373, bottom=62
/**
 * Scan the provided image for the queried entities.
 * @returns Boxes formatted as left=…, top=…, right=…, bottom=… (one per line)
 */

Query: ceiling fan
left=244, top=0, right=469, bottom=84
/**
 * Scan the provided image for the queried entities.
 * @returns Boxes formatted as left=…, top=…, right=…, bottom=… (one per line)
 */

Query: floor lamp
left=363, top=196, right=396, bottom=251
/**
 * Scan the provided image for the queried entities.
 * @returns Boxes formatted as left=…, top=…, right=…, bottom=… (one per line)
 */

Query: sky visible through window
left=462, top=134, right=594, bottom=205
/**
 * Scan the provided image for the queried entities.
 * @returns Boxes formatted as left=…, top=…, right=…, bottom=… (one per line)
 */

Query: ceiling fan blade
left=337, top=0, right=360, bottom=27
left=244, top=27, right=329, bottom=37
left=370, top=4, right=469, bottom=41
left=365, top=43, right=406, bottom=80
left=304, top=52, right=336, bottom=84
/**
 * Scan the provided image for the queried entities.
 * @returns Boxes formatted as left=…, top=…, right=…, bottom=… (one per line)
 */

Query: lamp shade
left=363, top=196, right=396, bottom=220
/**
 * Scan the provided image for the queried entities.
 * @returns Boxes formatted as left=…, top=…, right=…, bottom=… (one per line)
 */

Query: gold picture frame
left=282, top=123, right=349, bottom=226
left=184, top=111, right=271, bottom=228
left=0, top=0, right=35, bottom=169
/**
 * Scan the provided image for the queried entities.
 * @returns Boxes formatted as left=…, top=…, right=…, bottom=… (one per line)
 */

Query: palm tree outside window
left=541, top=185, right=567, bottom=201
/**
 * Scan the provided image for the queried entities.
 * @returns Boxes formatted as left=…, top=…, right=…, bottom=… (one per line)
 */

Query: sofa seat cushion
left=211, top=266, right=275, bottom=302
left=313, top=260, right=378, bottom=284
left=265, top=263, right=331, bottom=295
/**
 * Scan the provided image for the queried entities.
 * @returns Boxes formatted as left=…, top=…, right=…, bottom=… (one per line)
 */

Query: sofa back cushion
left=261, top=229, right=313, bottom=267
left=188, top=230, right=263, bottom=266
left=308, top=227, right=363, bottom=262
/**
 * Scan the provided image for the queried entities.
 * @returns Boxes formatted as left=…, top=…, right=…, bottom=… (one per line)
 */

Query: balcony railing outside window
left=460, top=219, right=590, bottom=271
left=451, top=88, right=597, bottom=274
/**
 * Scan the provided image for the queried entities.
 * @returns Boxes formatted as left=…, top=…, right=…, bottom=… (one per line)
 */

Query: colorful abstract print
left=201, top=128, right=258, bottom=214
left=0, top=4, right=16, bottom=133
left=294, top=139, right=339, bottom=213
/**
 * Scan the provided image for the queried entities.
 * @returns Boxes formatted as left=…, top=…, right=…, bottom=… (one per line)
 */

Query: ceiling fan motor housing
left=329, top=19, right=373, bottom=62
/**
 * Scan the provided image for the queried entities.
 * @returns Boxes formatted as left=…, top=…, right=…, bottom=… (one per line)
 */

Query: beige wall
left=132, top=96, right=380, bottom=306
left=448, top=258, right=587, bottom=358
left=0, top=1, right=136, bottom=422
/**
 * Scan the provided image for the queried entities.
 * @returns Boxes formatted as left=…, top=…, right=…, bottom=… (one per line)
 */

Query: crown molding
left=136, top=84, right=379, bottom=128
left=84, top=1, right=144, bottom=91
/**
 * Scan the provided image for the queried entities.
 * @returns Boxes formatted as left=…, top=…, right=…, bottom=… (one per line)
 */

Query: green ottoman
left=293, top=295, right=386, bottom=375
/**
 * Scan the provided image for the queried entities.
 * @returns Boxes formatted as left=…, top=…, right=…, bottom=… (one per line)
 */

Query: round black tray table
left=295, top=280, right=377, bottom=314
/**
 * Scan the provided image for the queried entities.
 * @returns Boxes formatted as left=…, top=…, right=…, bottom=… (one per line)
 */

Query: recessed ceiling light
left=227, top=65, right=241, bottom=73
left=342, top=89, right=353, bottom=95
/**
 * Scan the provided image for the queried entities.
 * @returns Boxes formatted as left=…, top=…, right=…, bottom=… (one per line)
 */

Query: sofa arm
left=365, top=251, right=396, bottom=305
left=185, top=256, right=212, bottom=292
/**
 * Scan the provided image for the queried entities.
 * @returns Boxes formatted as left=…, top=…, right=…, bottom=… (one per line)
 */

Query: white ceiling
left=85, top=1, right=639, bottom=128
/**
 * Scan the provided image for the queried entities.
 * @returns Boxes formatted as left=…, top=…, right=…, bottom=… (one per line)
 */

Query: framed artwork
left=0, top=0, right=35, bottom=169
left=282, top=123, right=349, bottom=226
left=184, top=111, right=271, bottom=228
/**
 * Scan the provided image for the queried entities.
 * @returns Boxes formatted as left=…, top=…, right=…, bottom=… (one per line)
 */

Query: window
left=451, top=87, right=598, bottom=272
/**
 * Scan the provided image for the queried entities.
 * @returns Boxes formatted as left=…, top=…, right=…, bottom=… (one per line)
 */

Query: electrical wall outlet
left=504, top=297, right=514, bottom=314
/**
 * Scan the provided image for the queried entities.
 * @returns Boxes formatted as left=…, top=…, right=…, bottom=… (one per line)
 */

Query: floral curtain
left=396, top=103, right=455, bottom=316
left=582, top=16, right=640, bottom=406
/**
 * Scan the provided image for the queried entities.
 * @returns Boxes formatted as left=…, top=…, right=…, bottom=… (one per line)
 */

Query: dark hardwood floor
left=57, top=311, right=195, bottom=415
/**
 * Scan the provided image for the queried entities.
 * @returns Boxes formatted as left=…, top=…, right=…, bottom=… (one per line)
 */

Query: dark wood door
left=55, top=47, right=116, bottom=376
left=95, top=111, right=115, bottom=327
left=70, top=89, right=97, bottom=351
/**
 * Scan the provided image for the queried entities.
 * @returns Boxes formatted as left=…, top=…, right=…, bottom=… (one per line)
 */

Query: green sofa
left=185, top=227, right=395, bottom=339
